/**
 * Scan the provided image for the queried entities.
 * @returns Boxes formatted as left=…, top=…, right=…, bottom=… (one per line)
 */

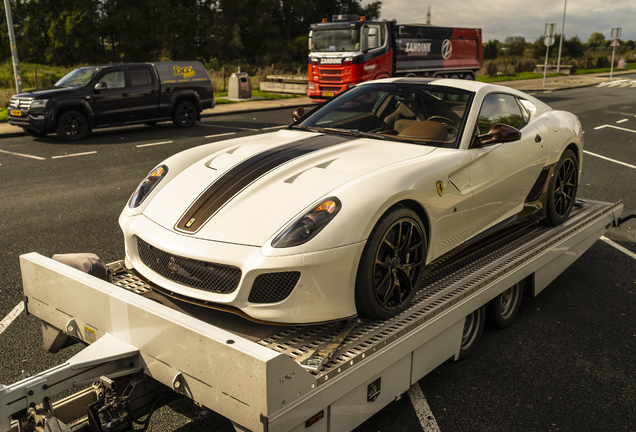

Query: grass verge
left=214, top=90, right=300, bottom=104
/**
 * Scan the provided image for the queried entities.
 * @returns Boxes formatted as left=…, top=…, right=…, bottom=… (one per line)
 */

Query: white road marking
left=591, top=124, right=636, bottom=134
left=616, top=119, right=629, bottom=123
left=51, top=151, right=97, bottom=159
left=198, top=123, right=259, bottom=132
left=205, top=132, right=236, bottom=138
left=136, top=141, right=173, bottom=148
left=261, top=125, right=287, bottom=130
left=583, top=150, right=636, bottom=170
left=600, top=236, right=636, bottom=260
left=0, top=149, right=46, bottom=160
left=408, top=383, right=441, bottom=432
left=0, top=302, right=24, bottom=337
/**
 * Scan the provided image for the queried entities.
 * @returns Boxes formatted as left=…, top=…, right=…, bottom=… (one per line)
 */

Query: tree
left=504, top=36, right=526, bottom=56
left=483, top=40, right=499, bottom=60
left=587, top=32, right=605, bottom=49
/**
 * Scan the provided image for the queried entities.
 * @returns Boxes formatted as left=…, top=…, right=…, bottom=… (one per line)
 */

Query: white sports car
left=120, top=78, right=583, bottom=324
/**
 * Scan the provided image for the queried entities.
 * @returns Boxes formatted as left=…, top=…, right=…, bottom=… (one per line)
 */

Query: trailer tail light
left=305, top=411, right=324, bottom=427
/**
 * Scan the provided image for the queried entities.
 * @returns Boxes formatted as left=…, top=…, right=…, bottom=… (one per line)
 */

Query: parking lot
left=1, top=77, right=634, bottom=431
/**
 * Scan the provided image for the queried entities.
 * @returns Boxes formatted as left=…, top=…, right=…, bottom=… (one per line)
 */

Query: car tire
left=487, top=282, right=523, bottom=329
left=56, top=110, right=88, bottom=141
left=355, top=206, right=427, bottom=320
left=22, top=128, right=48, bottom=137
left=458, top=305, right=486, bottom=360
left=172, top=101, right=197, bottom=128
left=545, top=148, right=578, bottom=226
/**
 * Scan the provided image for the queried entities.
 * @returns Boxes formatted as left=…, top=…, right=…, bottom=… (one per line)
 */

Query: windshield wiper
left=290, top=125, right=322, bottom=133
left=323, top=127, right=400, bottom=142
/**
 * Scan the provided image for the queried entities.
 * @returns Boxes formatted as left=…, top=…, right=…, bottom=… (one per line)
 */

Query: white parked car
left=119, top=78, right=583, bottom=324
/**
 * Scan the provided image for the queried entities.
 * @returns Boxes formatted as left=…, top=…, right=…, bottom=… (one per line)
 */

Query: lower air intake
left=136, top=237, right=241, bottom=294
left=248, top=272, right=301, bottom=304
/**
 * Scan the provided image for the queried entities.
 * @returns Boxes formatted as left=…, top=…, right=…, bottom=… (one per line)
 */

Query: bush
left=515, top=58, right=536, bottom=73
left=486, top=60, right=498, bottom=76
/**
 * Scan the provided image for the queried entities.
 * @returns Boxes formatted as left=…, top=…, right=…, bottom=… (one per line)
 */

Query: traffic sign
left=544, top=36, right=555, bottom=47
left=610, top=38, right=620, bottom=47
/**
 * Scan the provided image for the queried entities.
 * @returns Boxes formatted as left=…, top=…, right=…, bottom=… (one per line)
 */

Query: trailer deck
left=1, top=199, right=623, bottom=432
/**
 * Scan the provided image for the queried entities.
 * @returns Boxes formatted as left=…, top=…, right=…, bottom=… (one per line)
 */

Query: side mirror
left=292, top=107, right=305, bottom=122
left=94, top=82, right=108, bottom=91
left=473, top=124, right=521, bottom=148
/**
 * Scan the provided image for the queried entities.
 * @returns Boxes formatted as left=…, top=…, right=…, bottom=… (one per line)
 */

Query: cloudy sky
left=361, top=0, right=636, bottom=43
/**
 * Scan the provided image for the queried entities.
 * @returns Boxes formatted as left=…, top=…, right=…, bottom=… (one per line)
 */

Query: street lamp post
left=556, top=0, right=567, bottom=73
left=3, top=0, right=22, bottom=93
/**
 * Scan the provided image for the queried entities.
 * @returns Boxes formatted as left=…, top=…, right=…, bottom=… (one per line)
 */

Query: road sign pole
left=610, top=43, right=616, bottom=78
left=557, top=0, right=567, bottom=73
left=3, top=0, right=22, bottom=93
left=543, top=45, right=550, bottom=87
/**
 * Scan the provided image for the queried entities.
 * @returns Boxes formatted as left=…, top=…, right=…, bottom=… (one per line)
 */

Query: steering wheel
left=427, top=116, right=459, bottom=137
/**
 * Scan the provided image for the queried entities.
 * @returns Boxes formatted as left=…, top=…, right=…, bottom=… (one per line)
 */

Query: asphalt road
left=1, top=77, right=634, bottom=432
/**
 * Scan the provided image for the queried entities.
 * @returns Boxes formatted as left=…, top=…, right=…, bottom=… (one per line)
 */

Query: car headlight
left=272, top=197, right=341, bottom=248
left=30, top=99, right=48, bottom=108
left=129, top=165, right=168, bottom=209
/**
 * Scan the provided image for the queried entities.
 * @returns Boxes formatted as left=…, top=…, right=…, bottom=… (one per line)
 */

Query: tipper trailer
left=0, top=199, right=623, bottom=432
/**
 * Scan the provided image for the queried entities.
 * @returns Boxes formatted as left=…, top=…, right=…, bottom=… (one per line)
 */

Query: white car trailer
left=0, top=199, right=623, bottom=432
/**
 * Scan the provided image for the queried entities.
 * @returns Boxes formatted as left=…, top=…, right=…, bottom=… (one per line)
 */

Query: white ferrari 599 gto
left=119, top=78, right=583, bottom=324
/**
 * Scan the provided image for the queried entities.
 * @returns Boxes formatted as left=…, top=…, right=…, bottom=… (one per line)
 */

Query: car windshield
left=296, top=82, right=474, bottom=147
left=55, top=67, right=102, bottom=87
left=311, top=28, right=361, bottom=52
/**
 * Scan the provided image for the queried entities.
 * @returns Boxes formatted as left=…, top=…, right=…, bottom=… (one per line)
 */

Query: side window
left=100, top=70, right=126, bottom=89
left=477, top=93, right=525, bottom=134
left=129, top=68, right=153, bottom=87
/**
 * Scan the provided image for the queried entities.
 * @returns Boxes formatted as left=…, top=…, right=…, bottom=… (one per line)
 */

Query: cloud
left=361, top=0, right=636, bottom=43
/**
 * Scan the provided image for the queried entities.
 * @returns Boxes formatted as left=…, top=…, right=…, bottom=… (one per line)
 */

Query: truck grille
left=248, top=272, right=301, bottom=304
left=136, top=237, right=241, bottom=294
left=321, top=70, right=341, bottom=75
left=320, top=76, right=342, bottom=82
left=9, top=98, right=33, bottom=110
left=319, top=86, right=343, bottom=92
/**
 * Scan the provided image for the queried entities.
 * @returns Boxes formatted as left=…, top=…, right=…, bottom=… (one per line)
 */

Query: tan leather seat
left=383, top=98, right=427, bottom=133
left=397, top=121, right=448, bottom=141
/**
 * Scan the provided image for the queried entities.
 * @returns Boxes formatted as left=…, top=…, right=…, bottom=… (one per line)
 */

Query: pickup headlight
left=129, top=165, right=168, bottom=208
left=30, top=99, right=48, bottom=108
left=272, top=197, right=341, bottom=248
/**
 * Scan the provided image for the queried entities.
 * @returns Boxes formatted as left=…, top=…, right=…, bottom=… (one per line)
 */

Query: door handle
left=535, top=135, right=542, bottom=143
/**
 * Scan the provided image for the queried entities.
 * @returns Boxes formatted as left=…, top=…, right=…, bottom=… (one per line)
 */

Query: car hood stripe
left=175, top=134, right=354, bottom=233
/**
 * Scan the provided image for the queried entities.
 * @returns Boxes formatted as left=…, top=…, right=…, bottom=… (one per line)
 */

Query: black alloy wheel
left=172, top=101, right=197, bottom=128
left=458, top=305, right=486, bottom=360
left=545, top=148, right=578, bottom=226
left=355, top=206, right=426, bottom=320
left=56, top=110, right=88, bottom=141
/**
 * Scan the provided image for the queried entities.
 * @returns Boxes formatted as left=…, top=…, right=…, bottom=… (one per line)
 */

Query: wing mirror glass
left=94, top=82, right=108, bottom=91
left=292, top=107, right=305, bottom=122
left=474, top=124, right=522, bottom=147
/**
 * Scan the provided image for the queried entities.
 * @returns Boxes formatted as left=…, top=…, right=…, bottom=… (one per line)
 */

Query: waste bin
left=228, top=70, right=252, bottom=99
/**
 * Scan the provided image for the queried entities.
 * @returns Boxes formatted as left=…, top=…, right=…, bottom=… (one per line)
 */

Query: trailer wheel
left=172, top=101, right=197, bottom=128
left=450, top=74, right=460, bottom=79
left=463, top=74, right=475, bottom=80
left=458, top=305, right=485, bottom=360
left=544, top=148, right=578, bottom=226
left=487, top=282, right=523, bottom=329
left=56, top=110, right=88, bottom=141
left=355, top=206, right=426, bottom=320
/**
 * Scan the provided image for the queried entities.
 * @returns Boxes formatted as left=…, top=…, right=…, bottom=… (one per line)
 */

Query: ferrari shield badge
left=436, top=181, right=444, bottom=197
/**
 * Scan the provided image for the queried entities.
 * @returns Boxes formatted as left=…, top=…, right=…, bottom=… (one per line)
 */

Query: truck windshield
left=312, top=29, right=360, bottom=52
left=55, top=67, right=102, bottom=87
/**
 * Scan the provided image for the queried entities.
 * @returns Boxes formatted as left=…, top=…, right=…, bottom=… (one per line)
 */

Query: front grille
left=319, top=86, right=343, bottom=92
left=136, top=237, right=241, bottom=294
left=320, top=76, right=342, bottom=82
left=248, top=272, right=301, bottom=303
left=321, top=70, right=342, bottom=75
left=9, top=98, right=33, bottom=109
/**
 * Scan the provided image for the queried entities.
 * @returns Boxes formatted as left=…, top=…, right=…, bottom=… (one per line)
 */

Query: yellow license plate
left=10, top=110, right=21, bottom=116
left=322, top=92, right=335, bottom=97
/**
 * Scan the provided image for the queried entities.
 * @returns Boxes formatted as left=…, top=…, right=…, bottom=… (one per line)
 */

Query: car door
left=90, top=68, right=130, bottom=124
left=126, top=66, right=160, bottom=120
left=464, top=92, right=548, bottom=239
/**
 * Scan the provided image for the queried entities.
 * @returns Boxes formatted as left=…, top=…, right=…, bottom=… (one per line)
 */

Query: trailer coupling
left=0, top=334, right=175, bottom=432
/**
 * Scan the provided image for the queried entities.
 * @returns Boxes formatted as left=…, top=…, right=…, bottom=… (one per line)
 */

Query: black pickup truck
left=8, top=61, right=215, bottom=141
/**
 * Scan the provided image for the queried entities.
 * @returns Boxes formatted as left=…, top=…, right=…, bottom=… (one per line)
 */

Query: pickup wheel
left=487, top=282, right=523, bottom=329
left=56, top=110, right=88, bottom=141
left=458, top=305, right=486, bottom=360
left=172, top=101, right=197, bottom=128
left=355, top=206, right=426, bottom=320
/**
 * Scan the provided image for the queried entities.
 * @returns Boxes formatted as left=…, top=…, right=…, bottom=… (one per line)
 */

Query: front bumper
left=120, top=214, right=365, bottom=324
left=8, top=109, right=51, bottom=133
